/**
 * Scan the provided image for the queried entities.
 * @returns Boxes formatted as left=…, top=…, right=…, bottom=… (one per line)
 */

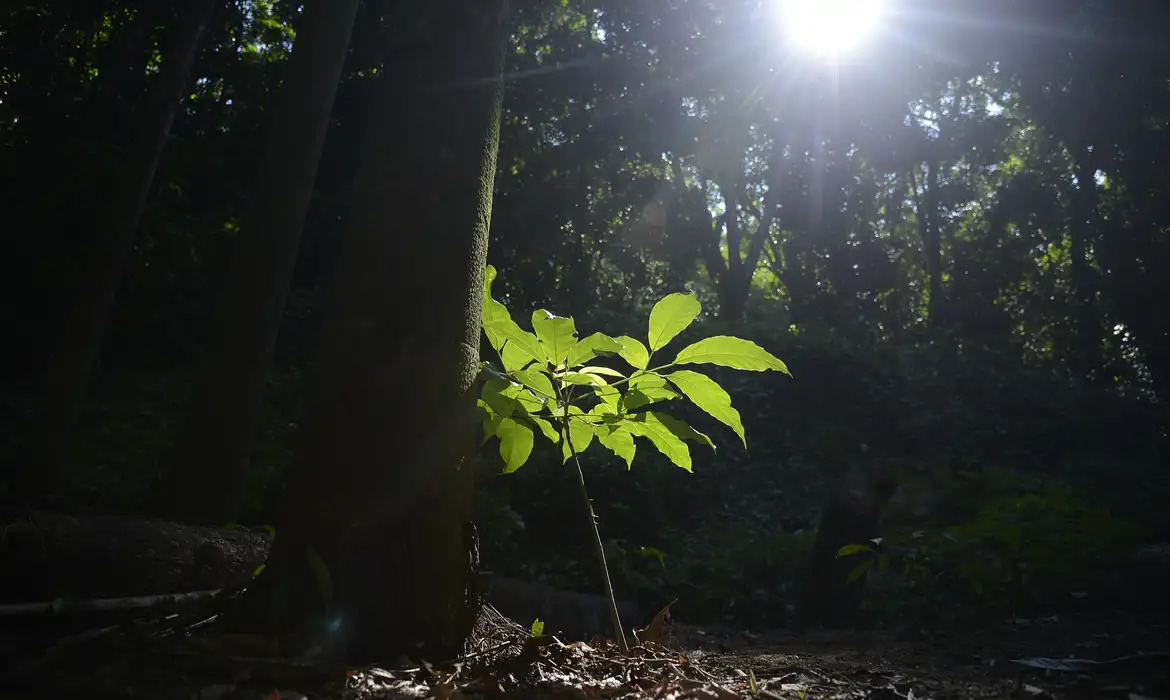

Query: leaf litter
left=1, top=596, right=1167, bottom=699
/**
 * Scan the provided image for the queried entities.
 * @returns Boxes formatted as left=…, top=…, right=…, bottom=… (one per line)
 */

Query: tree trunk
left=910, top=163, right=944, bottom=325
left=233, top=0, right=509, bottom=663
left=153, top=0, right=362, bottom=526
left=799, top=459, right=898, bottom=629
left=1068, top=148, right=1102, bottom=379
left=24, top=0, right=216, bottom=498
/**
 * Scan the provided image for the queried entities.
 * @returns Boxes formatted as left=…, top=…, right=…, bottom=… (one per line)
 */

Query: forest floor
left=0, top=507, right=1167, bottom=699
left=0, top=603, right=1166, bottom=699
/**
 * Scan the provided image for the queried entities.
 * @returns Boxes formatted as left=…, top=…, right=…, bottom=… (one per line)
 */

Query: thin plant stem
left=558, top=393, right=629, bottom=652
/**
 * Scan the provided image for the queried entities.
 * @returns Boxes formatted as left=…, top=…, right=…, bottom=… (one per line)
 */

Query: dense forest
left=1, top=0, right=1168, bottom=697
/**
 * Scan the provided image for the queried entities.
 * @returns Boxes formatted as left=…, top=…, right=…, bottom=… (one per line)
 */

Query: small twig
left=0, top=588, right=233, bottom=617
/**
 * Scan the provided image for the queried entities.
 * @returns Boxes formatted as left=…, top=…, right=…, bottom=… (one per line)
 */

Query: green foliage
left=477, top=266, right=789, bottom=474
left=530, top=618, right=545, bottom=637
left=854, top=477, right=1143, bottom=621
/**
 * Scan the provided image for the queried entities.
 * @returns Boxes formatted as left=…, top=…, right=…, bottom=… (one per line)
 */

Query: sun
left=776, top=0, right=886, bottom=57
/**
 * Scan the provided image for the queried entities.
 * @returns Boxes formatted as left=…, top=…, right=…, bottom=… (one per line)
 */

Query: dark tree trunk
left=800, top=459, right=899, bottom=628
left=1068, top=148, right=1103, bottom=379
left=911, top=160, right=945, bottom=326
left=153, top=0, right=362, bottom=526
left=24, top=0, right=216, bottom=498
left=233, top=0, right=509, bottom=663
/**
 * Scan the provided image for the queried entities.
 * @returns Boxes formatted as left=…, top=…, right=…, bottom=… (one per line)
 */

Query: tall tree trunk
left=233, top=0, right=509, bottom=663
left=1068, top=148, right=1102, bottom=379
left=24, top=0, right=216, bottom=498
left=153, top=0, right=362, bottom=526
left=911, top=163, right=944, bottom=324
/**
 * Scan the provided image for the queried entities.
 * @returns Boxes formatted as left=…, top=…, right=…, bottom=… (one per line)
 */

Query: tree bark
left=799, top=458, right=899, bottom=629
left=234, top=0, right=509, bottom=663
left=1068, top=147, right=1102, bottom=379
left=153, top=0, right=362, bottom=526
left=910, top=163, right=944, bottom=325
left=25, top=0, right=216, bottom=497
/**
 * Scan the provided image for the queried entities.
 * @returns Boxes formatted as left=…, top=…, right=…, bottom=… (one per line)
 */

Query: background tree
left=152, top=0, right=362, bottom=527
left=24, top=0, right=217, bottom=498
left=1, top=0, right=1167, bottom=639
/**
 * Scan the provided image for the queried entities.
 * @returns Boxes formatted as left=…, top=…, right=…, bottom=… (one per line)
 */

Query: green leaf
left=481, top=378, right=517, bottom=417
left=530, top=618, right=545, bottom=637
left=560, top=371, right=607, bottom=386
left=532, top=310, right=577, bottom=366
left=847, top=559, right=875, bottom=582
left=480, top=404, right=503, bottom=443
left=561, top=416, right=595, bottom=462
left=578, top=365, right=626, bottom=378
left=654, top=412, right=715, bottom=450
left=615, top=335, right=650, bottom=370
left=664, top=370, right=746, bottom=447
left=625, top=412, right=692, bottom=471
left=596, top=425, right=635, bottom=468
left=514, top=369, right=555, bottom=400
left=638, top=546, right=667, bottom=569
left=501, top=341, right=540, bottom=372
left=836, top=543, right=874, bottom=557
left=622, top=373, right=680, bottom=411
left=497, top=418, right=534, bottom=473
left=566, top=332, right=624, bottom=367
left=528, top=414, right=560, bottom=443
left=672, top=336, right=790, bottom=373
left=515, top=389, right=545, bottom=413
left=647, top=292, right=701, bottom=352
left=594, top=384, right=621, bottom=408
left=482, top=268, right=545, bottom=369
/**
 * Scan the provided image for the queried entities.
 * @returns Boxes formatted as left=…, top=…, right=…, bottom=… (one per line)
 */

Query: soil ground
left=0, top=509, right=1166, bottom=699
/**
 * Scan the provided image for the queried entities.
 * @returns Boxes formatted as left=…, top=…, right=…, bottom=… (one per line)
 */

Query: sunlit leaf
left=530, top=618, right=545, bottom=637
left=566, top=332, right=624, bottom=367
left=664, top=370, right=745, bottom=447
left=594, top=384, right=621, bottom=407
left=615, top=335, right=650, bottom=370
left=515, top=389, right=545, bottom=413
left=560, top=371, right=607, bottom=386
left=622, top=373, right=680, bottom=410
left=625, top=412, right=692, bottom=471
left=514, top=368, right=555, bottom=400
left=596, top=424, right=635, bottom=468
left=578, top=365, right=625, bottom=378
left=647, top=292, right=701, bottom=352
left=654, top=412, right=715, bottom=450
left=561, top=415, right=595, bottom=462
left=481, top=378, right=517, bottom=417
left=480, top=400, right=503, bottom=443
left=482, top=266, right=544, bottom=368
left=672, top=336, right=789, bottom=373
left=501, top=341, right=539, bottom=372
left=528, top=414, right=560, bottom=443
left=497, top=418, right=534, bottom=473
left=532, top=310, right=577, bottom=366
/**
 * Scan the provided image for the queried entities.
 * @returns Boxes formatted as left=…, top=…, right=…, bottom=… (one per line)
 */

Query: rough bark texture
left=237, top=0, right=509, bottom=663
left=154, top=0, right=362, bottom=526
left=27, top=0, right=216, bottom=496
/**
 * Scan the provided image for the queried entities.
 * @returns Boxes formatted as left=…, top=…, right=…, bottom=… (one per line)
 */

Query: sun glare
left=777, top=0, right=885, bottom=57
